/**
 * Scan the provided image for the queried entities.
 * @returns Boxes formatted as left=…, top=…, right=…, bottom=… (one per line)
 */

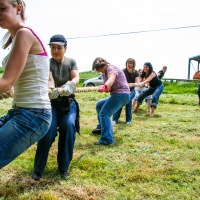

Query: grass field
left=0, top=91, right=199, bottom=200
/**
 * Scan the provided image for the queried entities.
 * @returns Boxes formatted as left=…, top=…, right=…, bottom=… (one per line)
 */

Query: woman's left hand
left=98, top=84, right=110, bottom=93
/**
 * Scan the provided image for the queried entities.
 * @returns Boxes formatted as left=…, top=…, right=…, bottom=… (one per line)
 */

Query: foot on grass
left=150, top=112, right=154, bottom=117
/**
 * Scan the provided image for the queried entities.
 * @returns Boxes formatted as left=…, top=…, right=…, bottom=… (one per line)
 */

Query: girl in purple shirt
left=92, top=57, right=130, bottom=145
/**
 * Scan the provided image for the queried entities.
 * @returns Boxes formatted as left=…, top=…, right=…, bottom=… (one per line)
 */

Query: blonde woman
left=0, top=0, right=52, bottom=169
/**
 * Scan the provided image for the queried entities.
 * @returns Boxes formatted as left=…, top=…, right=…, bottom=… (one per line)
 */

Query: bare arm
left=48, top=72, right=55, bottom=88
left=143, top=72, right=156, bottom=84
left=135, top=76, right=140, bottom=84
left=0, top=28, right=45, bottom=93
left=0, top=30, right=30, bottom=92
left=104, top=73, right=116, bottom=90
left=129, top=76, right=140, bottom=88
left=58, top=69, right=79, bottom=96
left=70, top=69, right=79, bottom=86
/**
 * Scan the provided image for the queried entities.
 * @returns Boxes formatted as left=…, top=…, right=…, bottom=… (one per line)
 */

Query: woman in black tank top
left=133, top=62, right=164, bottom=117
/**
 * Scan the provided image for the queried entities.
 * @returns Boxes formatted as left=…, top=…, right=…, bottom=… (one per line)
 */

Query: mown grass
left=0, top=88, right=199, bottom=199
left=163, top=81, right=199, bottom=94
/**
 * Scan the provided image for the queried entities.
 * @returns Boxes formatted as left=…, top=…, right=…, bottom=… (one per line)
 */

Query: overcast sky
left=0, top=0, right=200, bottom=78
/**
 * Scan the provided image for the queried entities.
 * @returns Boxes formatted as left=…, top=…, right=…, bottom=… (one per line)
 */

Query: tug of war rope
left=0, top=87, right=100, bottom=100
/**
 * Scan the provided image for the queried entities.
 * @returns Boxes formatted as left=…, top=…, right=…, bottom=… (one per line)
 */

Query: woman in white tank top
left=0, top=0, right=52, bottom=169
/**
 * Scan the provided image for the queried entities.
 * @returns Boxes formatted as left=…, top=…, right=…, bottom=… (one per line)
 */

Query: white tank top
left=2, top=53, right=51, bottom=109
left=13, top=54, right=51, bottom=109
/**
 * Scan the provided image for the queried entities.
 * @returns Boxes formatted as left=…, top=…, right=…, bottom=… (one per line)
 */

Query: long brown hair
left=125, top=58, right=136, bottom=69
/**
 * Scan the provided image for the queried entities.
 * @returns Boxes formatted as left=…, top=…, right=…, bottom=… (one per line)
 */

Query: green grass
left=0, top=91, right=200, bottom=199
left=163, top=81, right=199, bottom=94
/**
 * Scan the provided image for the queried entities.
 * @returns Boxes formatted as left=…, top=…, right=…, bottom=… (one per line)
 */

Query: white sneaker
left=126, top=122, right=131, bottom=125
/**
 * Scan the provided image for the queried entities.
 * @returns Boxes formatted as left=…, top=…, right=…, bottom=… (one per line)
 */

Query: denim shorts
left=0, top=107, right=52, bottom=169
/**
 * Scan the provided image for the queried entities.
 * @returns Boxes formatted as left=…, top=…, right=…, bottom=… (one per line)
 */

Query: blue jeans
left=0, top=108, right=52, bottom=169
left=134, top=89, right=152, bottom=101
left=112, top=89, right=135, bottom=123
left=95, top=93, right=130, bottom=144
left=137, top=84, right=164, bottom=108
left=33, top=101, right=77, bottom=174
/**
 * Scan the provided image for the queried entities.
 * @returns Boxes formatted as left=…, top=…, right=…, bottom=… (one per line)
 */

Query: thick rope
left=0, top=87, right=99, bottom=100
left=48, top=86, right=99, bottom=94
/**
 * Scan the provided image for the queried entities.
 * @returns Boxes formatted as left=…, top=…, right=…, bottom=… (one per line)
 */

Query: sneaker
left=32, top=171, right=42, bottom=181
left=126, top=122, right=131, bottom=125
left=60, top=171, right=69, bottom=180
left=111, top=121, right=117, bottom=125
left=94, top=141, right=112, bottom=146
left=92, top=128, right=101, bottom=135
